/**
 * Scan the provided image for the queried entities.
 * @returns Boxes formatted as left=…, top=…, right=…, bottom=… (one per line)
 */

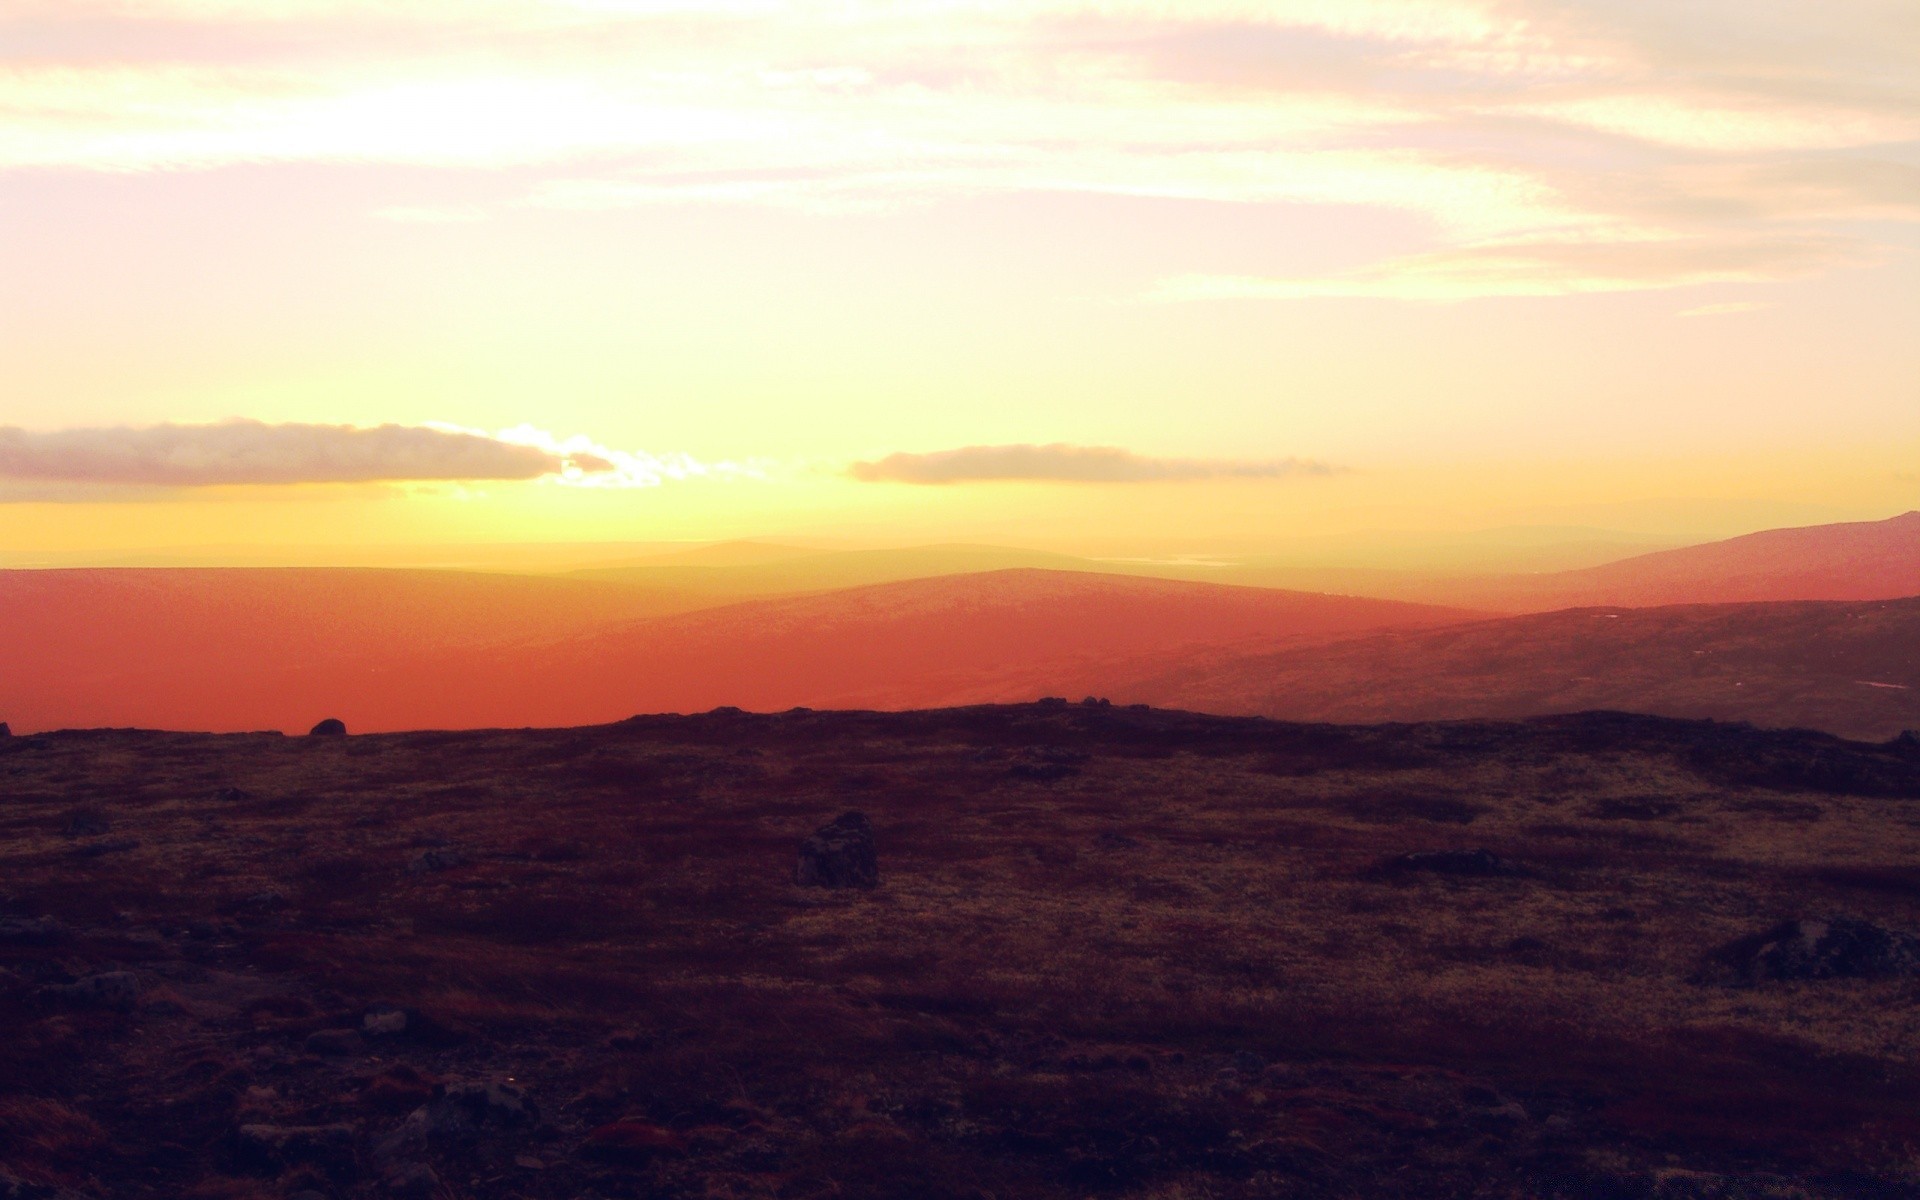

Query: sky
left=2, top=0, right=1916, bottom=564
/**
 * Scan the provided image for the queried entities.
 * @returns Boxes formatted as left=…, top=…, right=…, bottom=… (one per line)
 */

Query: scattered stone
left=303, top=1028, right=362, bottom=1056
left=377, top=1078, right=536, bottom=1162
left=795, top=811, right=878, bottom=889
left=308, top=718, right=347, bottom=737
left=1384, top=848, right=1522, bottom=877
left=406, top=848, right=466, bottom=875
left=209, top=786, right=253, bottom=802
left=39, top=971, right=139, bottom=1012
left=364, top=1006, right=408, bottom=1036
left=1707, top=917, right=1920, bottom=984
left=0, top=916, right=69, bottom=946
left=232, top=1122, right=356, bottom=1167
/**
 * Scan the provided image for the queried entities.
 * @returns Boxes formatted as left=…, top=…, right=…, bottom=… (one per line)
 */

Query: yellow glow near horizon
left=1, top=0, right=1915, bottom=561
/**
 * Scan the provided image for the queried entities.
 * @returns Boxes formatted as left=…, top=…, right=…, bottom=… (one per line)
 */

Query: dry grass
left=1, top=704, right=1919, bottom=1198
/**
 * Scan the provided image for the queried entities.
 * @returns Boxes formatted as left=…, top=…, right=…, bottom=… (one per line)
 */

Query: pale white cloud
left=0, top=419, right=750, bottom=494
left=0, top=420, right=597, bottom=487
left=849, top=443, right=1337, bottom=484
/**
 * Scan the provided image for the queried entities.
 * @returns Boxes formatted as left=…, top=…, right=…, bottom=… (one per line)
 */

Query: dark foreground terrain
left=4, top=704, right=1920, bottom=1199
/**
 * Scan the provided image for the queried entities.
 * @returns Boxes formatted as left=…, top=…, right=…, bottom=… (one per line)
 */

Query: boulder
left=39, top=971, right=139, bottom=1011
left=1708, top=917, right=1920, bottom=984
left=406, top=848, right=465, bottom=875
left=1384, top=848, right=1521, bottom=877
left=796, top=811, right=878, bottom=888
left=364, top=1006, right=409, bottom=1036
left=0, top=916, right=69, bottom=946
left=309, top=718, right=347, bottom=737
left=0, top=723, right=9, bottom=738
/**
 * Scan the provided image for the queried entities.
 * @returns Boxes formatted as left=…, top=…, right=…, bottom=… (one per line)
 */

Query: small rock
left=61, top=809, right=110, bottom=838
left=0, top=916, right=68, bottom=946
left=378, top=1078, right=536, bottom=1161
left=406, top=848, right=465, bottom=875
left=303, top=1028, right=362, bottom=1056
left=1006, top=746, right=1089, bottom=782
left=39, top=971, right=139, bottom=1012
left=1384, top=848, right=1520, bottom=877
left=308, top=718, right=347, bottom=737
left=1708, top=916, right=1920, bottom=983
left=241, top=889, right=289, bottom=911
left=383, top=1163, right=439, bottom=1197
left=364, top=1006, right=408, bottom=1036
left=795, top=812, right=878, bottom=889
left=233, top=1122, right=355, bottom=1166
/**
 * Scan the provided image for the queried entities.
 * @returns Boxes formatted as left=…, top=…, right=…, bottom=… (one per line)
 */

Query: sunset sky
left=3, top=0, right=1916, bottom=564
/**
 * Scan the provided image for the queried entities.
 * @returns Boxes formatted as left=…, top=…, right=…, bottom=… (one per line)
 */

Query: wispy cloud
left=0, top=420, right=609, bottom=489
left=1153, top=232, right=1865, bottom=302
left=848, top=443, right=1337, bottom=484
left=3, top=0, right=1914, bottom=300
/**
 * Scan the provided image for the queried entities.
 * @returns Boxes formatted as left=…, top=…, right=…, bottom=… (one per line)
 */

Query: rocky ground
left=3, top=702, right=1920, bottom=1199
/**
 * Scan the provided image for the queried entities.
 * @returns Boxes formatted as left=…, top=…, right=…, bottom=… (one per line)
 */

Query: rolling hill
left=0, top=568, right=1476, bottom=733
left=1127, top=596, right=1920, bottom=741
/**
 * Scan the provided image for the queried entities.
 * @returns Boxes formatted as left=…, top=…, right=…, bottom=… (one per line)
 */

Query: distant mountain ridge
left=1, top=512, right=1914, bottom=736
left=0, top=566, right=1475, bottom=733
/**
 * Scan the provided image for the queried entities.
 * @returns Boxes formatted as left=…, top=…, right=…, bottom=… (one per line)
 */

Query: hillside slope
left=1131, top=597, right=1920, bottom=740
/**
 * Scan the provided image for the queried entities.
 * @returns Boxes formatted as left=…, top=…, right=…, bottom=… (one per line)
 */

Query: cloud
left=2, top=0, right=1914, bottom=302
left=0, top=420, right=611, bottom=488
left=847, top=443, right=1337, bottom=484
left=1677, top=300, right=1767, bottom=318
left=1152, top=232, right=1865, bottom=302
